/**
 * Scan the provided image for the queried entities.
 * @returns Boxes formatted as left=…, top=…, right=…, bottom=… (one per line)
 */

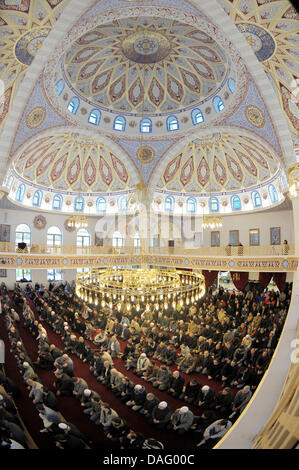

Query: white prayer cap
left=180, top=406, right=189, bottom=413
left=83, top=389, right=91, bottom=396
left=135, top=384, right=142, bottom=390
left=202, top=385, right=209, bottom=391
left=0, top=395, right=3, bottom=401
left=140, top=353, right=146, bottom=357
left=159, top=401, right=167, bottom=409
left=63, top=322, right=68, bottom=326
left=58, top=423, right=69, bottom=431
left=23, top=362, right=29, bottom=368
left=17, top=341, right=22, bottom=347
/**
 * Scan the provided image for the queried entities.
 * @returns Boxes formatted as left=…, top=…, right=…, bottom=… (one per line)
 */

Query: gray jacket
left=171, top=409, right=194, bottom=430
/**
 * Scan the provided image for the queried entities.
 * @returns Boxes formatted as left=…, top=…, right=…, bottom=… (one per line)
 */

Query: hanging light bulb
left=164, top=302, right=168, bottom=310
left=136, top=304, right=140, bottom=312
left=101, top=300, right=105, bottom=307
left=146, top=304, right=150, bottom=311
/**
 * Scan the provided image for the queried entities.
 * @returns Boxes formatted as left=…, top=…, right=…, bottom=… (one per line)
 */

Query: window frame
left=16, top=184, right=25, bottom=202
left=186, top=197, right=196, bottom=213
left=88, top=109, right=101, bottom=126
left=231, top=195, right=241, bottom=211
left=67, top=97, right=80, bottom=115
left=252, top=191, right=262, bottom=208
left=166, top=116, right=179, bottom=131
left=55, top=79, right=65, bottom=96
left=140, top=118, right=152, bottom=133
left=96, top=197, right=106, bottom=212
left=32, top=190, right=42, bottom=207
left=209, top=196, right=219, bottom=213
left=165, top=196, right=175, bottom=212
left=191, top=108, right=204, bottom=125
left=113, top=116, right=126, bottom=131
left=74, top=197, right=85, bottom=212
left=52, top=194, right=63, bottom=210
left=213, top=96, right=224, bottom=113
left=16, top=269, right=32, bottom=282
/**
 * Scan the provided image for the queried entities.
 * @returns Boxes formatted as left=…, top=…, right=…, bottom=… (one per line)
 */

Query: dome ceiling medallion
left=63, top=17, right=229, bottom=115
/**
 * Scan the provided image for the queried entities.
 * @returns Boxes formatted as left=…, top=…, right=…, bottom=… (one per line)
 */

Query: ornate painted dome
left=12, top=132, right=139, bottom=193
left=155, top=132, right=280, bottom=193
left=62, top=16, right=229, bottom=115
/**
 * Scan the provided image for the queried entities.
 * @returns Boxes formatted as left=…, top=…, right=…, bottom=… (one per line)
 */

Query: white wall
left=202, top=210, right=294, bottom=246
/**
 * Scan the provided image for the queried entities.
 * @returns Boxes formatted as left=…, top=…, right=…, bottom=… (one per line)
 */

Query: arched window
left=118, top=196, right=127, bottom=211
left=231, top=195, right=241, bottom=211
left=113, top=116, right=126, bottom=131
left=77, top=228, right=91, bottom=249
left=88, top=109, right=101, bottom=125
left=6, top=175, right=13, bottom=190
left=112, top=231, right=124, bottom=248
left=166, top=116, right=179, bottom=131
left=213, top=96, right=224, bottom=113
left=32, top=190, right=42, bottom=207
left=47, top=226, right=62, bottom=250
left=140, top=118, right=152, bottom=133
left=227, top=78, right=235, bottom=94
left=52, top=194, right=63, bottom=210
left=55, top=79, right=65, bottom=96
left=210, top=197, right=219, bottom=212
left=252, top=191, right=262, bottom=208
left=16, top=184, right=25, bottom=202
left=67, top=97, right=80, bottom=114
left=134, top=232, right=141, bottom=248
left=186, top=197, right=196, bottom=213
left=15, top=224, right=31, bottom=248
left=74, top=196, right=84, bottom=212
left=269, top=184, right=278, bottom=203
left=191, top=108, right=204, bottom=125
left=96, top=197, right=106, bottom=212
left=165, top=196, right=175, bottom=212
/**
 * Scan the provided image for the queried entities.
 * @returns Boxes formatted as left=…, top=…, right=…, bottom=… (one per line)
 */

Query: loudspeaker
left=18, top=242, right=27, bottom=250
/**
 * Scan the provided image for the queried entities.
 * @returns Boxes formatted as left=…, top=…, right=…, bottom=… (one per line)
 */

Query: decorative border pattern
left=0, top=253, right=297, bottom=271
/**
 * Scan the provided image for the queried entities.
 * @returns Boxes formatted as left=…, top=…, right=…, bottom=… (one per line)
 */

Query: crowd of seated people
left=0, top=278, right=292, bottom=449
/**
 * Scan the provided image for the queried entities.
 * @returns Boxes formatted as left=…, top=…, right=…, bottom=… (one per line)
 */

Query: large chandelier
left=67, top=215, right=88, bottom=229
left=202, top=215, right=223, bottom=230
left=76, top=267, right=205, bottom=311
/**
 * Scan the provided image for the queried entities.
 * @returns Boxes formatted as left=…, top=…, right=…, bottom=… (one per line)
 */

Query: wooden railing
left=252, top=321, right=299, bottom=449
left=0, top=242, right=294, bottom=257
